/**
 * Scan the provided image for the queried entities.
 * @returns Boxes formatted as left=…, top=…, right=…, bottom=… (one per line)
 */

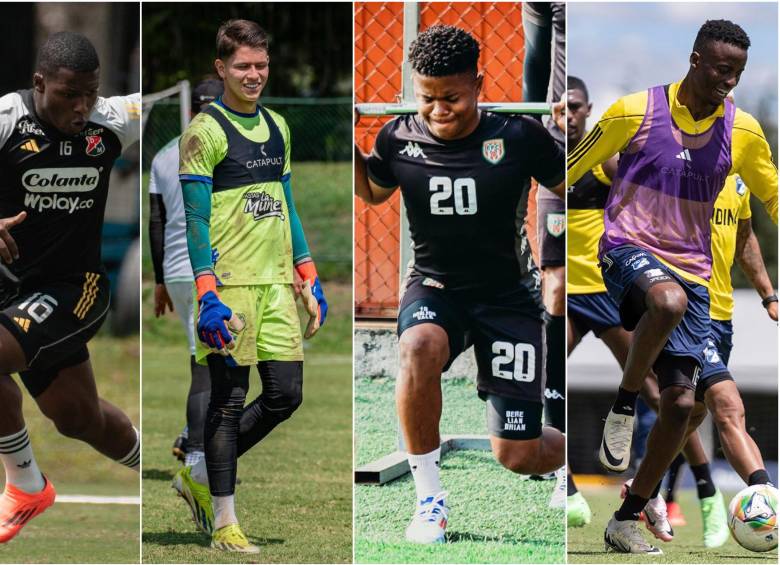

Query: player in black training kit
left=355, top=25, right=565, bottom=544
left=0, top=32, right=140, bottom=543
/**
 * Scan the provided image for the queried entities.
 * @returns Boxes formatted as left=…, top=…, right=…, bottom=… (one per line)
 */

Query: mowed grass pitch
left=0, top=333, right=140, bottom=564
left=355, top=376, right=565, bottom=564
left=568, top=483, right=778, bottom=564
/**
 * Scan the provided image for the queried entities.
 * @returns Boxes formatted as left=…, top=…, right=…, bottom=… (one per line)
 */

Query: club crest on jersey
left=85, top=135, right=105, bottom=157
left=243, top=191, right=285, bottom=221
left=546, top=213, right=565, bottom=237
left=735, top=175, right=747, bottom=196
left=482, top=138, right=505, bottom=164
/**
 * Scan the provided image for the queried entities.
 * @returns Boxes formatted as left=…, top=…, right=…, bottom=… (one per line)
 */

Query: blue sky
left=568, top=2, right=778, bottom=123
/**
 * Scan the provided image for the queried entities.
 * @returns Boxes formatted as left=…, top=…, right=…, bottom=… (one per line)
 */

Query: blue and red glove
left=195, top=274, right=243, bottom=359
left=295, top=260, right=327, bottom=338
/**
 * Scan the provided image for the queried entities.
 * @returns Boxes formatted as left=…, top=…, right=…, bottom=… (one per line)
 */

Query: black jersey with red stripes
left=367, top=111, right=564, bottom=291
left=0, top=89, right=139, bottom=285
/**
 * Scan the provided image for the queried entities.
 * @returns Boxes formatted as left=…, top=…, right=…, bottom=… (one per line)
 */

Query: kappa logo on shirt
left=398, top=142, right=427, bottom=159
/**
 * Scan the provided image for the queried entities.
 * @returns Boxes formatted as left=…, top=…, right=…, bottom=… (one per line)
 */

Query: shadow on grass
left=143, top=531, right=284, bottom=547
left=143, top=468, right=175, bottom=481
left=447, top=530, right=563, bottom=547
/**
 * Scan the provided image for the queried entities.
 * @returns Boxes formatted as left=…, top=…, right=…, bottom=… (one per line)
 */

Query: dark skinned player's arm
left=355, top=143, right=398, bottom=205
left=734, top=217, right=776, bottom=301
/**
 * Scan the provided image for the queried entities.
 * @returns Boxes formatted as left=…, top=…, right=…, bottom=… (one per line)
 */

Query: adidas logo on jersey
left=20, top=139, right=40, bottom=153
left=399, top=142, right=427, bottom=159
left=412, top=306, right=436, bottom=321
left=13, top=317, right=30, bottom=332
left=675, top=148, right=692, bottom=161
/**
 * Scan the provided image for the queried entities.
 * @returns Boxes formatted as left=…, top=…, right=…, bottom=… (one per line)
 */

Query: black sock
left=650, top=480, right=662, bottom=499
left=664, top=453, right=686, bottom=502
left=544, top=315, right=565, bottom=432
left=185, top=356, right=211, bottom=452
left=615, top=492, right=649, bottom=521
left=748, top=469, right=773, bottom=486
left=567, top=472, right=578, bottom=496
left=612, top=387, right=639, bottom=416
left=690, top=463, right=717, bottom=499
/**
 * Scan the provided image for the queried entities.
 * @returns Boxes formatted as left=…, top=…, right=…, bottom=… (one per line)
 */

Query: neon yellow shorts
left=195, top=284, right=303, bottom=366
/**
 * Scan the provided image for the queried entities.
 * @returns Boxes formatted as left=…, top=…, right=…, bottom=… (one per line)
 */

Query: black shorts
left=536, top=188, right=565, bottom=268
left=0, top=272, right=109, bottom=397
left=397, top=274, right=546, bottom=405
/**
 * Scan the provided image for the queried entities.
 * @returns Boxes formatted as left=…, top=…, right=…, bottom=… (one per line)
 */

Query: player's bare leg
left=34, top=359, right=138, bottom=466
left=704, top=380, right=764, bottom=482
left=491, top=429, right=564, bottom=475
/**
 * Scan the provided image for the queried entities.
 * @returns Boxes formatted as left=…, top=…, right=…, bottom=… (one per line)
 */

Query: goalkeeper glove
left=295, top=260, right=328, bottom=338
left=195, top=274, right=244, bottom=360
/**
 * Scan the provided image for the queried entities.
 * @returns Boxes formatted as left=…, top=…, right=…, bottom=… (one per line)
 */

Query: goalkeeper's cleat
left=605, top=514, right=663, bottom=554
left=211, top=523, right=260, bottom=554
left=600, top=409, right=634, bottom=472
left=549, top=467, right=567, bottom=509
left=405, top=491, right=448, bottom=544
left=172, top=433, right=188, bottom=463
left=700, top=489, right=729, bottom=548
left=567, top=491, right=592, bottom=527
left=0, top=476, right=55, bottom=543
left=665, top=501, right=687, bottom=526
left=172, top=466, right=214, bottom=535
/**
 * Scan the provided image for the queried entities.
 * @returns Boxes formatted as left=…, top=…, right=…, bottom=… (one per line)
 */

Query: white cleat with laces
left=405, top=491, right=449, bottom=544
left=605, top=514, right=663, bottom=554
left=600, top=410, right=634, bottom=472
left=549, top=467, right=567, bottom=509
left=621, top=479, right=674, bottom=542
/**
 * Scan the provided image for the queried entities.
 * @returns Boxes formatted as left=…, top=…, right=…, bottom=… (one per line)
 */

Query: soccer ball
left=728, top=484, right=778, bottom=552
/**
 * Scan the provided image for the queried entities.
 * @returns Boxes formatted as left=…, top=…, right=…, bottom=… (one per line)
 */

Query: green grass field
left=141, top=158, right=352, bottom=562
left=355, top=377, right=565, bottom=564
left=568, top=483, right=778, bottom=564
left=0, top=332, right=140, bottom=564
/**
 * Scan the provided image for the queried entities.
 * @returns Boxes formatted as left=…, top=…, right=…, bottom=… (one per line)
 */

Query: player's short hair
left=216, top=19, right=269, bottom=60
left=567, top=76, right=589, bottom=102
left=36, top=31, right=99, bottom=76
left=408, top=24, right=480, bottom=77
left=693, top=20, right=750, bottom=52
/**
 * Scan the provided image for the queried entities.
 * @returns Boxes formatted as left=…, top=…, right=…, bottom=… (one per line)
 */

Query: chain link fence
left=355, top=1, right=526, bottom=318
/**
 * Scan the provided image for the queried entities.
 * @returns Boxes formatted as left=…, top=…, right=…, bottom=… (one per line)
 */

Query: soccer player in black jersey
left=355, top=25, right=565, bottom=544
left=0, top=32, right=140, bottom=542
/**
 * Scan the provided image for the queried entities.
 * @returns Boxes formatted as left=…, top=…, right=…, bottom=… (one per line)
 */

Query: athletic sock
left=650, top=480, right=662, bottom=499
left=408, top=447, right=442, bottom=501
left=690, top=463, right=716, bottom=499
left=611, top=387, right=639, bottom=416
left=0, top=428, right=45, bottom=493
left=544, top=315, right=565, bottom=432
left=213, top=494, right=238, bottom=530
left=116, top=426, right=140, bottom=472
left=185, top=450, right=205, bottom=467
left=190, top=457, right=209, bottom=485
left=748, top=469, right=773, bottom=486
left=664, top=452, right=685, bottom=502
left=567, top=471, right=578, bottom=496
left=615, top=492, right=649, bottom=521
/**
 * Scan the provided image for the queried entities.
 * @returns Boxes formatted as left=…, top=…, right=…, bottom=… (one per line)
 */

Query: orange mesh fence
left=355, top=2, right=525, bottom=318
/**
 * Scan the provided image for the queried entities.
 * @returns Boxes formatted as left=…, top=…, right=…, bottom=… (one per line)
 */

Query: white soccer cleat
left=549, top=467, right=566, bottom=509
left=599, top=410, right=634, bottom=472
left=605, top=514, right=663, bottom=554
left=621, top=479, right=674, bottom=542
left=405, top=491, right=448, bottom=544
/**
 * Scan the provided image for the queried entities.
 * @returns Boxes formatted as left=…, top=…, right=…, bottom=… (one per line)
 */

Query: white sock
left=408, top=447, right=442, bottom=501
left=0, top=428, right=45, bottom=493
left=184, top=450, right=204, bottom=467
left=116, top=427, right=140, bottom=472
left=190, top=457, right=208, bottom=485
left=213, top=494, right=238, bottom=530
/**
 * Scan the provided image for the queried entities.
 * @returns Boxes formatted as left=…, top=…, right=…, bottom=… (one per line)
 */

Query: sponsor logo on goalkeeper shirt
left=23, top=193, right=95, bottom=214
left=22, top=167, right=100, bottom=193
left=243, top=191, right=285, bottom=221
left=246, top=145, right=283, bottom=169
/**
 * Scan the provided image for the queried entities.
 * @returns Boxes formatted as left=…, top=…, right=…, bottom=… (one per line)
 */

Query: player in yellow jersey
left=568, top=20, right=778, bottom=554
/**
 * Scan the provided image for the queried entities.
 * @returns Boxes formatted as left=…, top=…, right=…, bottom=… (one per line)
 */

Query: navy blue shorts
left=600, top=245, right=710, bottom=366
left=700, top=319, right=733, bottom=381
left=567, top=292, right=621, bottom=337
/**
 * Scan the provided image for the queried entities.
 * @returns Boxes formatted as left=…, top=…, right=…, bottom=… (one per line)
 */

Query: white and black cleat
left=605, top=515, right=663, bottom=555
left=599, top=410, right=634, bottom=472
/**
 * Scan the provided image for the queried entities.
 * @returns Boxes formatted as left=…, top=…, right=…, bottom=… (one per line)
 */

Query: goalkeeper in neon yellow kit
left=171, top=19, right=327, bottom=554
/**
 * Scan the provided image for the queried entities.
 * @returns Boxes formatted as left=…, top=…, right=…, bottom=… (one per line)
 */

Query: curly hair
left=693, top=20, right=750, bottom=52
left=408, top=24, right=480, bottom=77
left=37, top=32, right=99, bottom=76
